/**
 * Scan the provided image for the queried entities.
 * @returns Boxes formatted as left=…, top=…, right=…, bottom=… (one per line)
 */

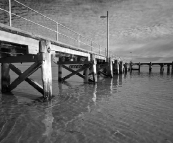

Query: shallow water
left=0, top=65, right=173, bottom=143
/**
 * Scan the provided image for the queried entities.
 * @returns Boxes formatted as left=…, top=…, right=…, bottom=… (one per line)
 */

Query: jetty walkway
left=0, top=0, right=126, bottom=100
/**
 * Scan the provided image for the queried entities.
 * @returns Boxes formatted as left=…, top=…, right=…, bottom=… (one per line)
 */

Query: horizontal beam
left=133, top=63, right=172, bottom=66
left=0, top=54, right=43, bottom=63
left=57, top=61, right=91, bottom=65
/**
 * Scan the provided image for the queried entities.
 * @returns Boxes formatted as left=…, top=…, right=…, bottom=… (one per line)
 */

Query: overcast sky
left=23, top=0, right=173, bottom=62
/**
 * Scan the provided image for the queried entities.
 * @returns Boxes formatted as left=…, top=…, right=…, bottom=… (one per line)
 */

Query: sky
left=16, top=0, right=173, bottom=62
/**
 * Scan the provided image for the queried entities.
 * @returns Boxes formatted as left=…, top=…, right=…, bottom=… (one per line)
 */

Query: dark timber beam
left=1, top=63, right=10, bottom=93
left=9, top=64, right=44, bottom=95
left=9, top=62, right=42, bottom=91
left=0, top=54, right=43, bottom=63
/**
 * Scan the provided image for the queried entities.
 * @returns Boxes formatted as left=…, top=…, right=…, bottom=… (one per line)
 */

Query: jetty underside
left=0, top=24, right=126, bottom=100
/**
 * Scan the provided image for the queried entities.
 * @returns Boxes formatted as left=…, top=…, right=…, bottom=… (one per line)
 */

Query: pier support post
left=129, top=62, right=132, bottom=73
left=167, top=64, right=170, bottom=74
left=91, top=54, right=97, bottom=82
left=149, top=62, right=152, bottom=73
left=119, top=61, right=123, bottom=74
left=113, top=60, right=119, bottom=75
left=160, top=63, right=164, bottom=73
left=124, top=63, right=128, bottom=74
left=171, top=61, right=173, bottom=74
left=138, top=62, right=141, bottom=72
left=84, top=58, right=89, bottom=83
left=107, top=57, right=113, bottom=78
left=58, top=57, right=62, bottom=82
left=40, top=40, right=52, bottom=100
left=1, top=63, right=10, bottom=93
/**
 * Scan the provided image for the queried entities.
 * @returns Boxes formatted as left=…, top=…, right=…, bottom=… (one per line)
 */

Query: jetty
left=0, top=0, right=126, bottom=100
left=129, top=62, right=173, bottom=73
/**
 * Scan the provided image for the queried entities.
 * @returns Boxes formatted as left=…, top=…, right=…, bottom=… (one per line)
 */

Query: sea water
left=0, top=64, right=173, bottom=143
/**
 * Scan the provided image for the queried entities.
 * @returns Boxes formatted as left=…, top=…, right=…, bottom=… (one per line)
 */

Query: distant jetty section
left=129, top=62, right=173, bottom=74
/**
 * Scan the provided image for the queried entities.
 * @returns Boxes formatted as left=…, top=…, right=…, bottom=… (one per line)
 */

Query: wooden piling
left=172, top=61, right=173, bottom=74
left=119, top=61, right=123, bottom=74
left=58, top=57, right=62, bottom=82
left=138, top=62, right=141, bottom=72
left=84, top=58, right=89, bottom=83
left=149, top=62, right=152, bottom=73
left=129, top=62, right=132, bottom=73
left=91, top=54, right=97, bottom=82
left=1, top=63, right=10, bottom=93
left=167, top=64, right=170, bottom=74
left=107, top=57, right=113, bottom=78
left=40, top=40, right=52, bottom=100
left=113, top=60, right=119, bottom=75
left=160, top=63, right=164, bottom=73
left=124, top=63, right=128, bottom=74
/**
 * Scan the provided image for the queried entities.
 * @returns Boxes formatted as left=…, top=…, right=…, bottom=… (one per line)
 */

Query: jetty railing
left=0, top=0, right=104, bottom=55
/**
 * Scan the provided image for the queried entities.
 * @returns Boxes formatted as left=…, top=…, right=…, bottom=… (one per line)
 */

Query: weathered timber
left=160, top=63, right=164, bottom=73
left=62, top=64, right=91, bottom=81
left=62, top=64, right=85, bottom=80
left=167, top=64, right=170, bottom=74
left=0, top=54, right=43, bottom=63
left=9, top=64, right=44, bottom=95
left=91, top=54, right=97, bottom=82
left=119, top=61, right=124, bottom=74
left=84, top=58, right=89, bottom=82
left=113, top=60, right=119, bottom=75
left=40, top=40, right=52, bottom=100
left=107, top=57, right=113, bottom=78
left=9, top=62, right=42, bottom=91
left=124, top=63, right=128, bottom=74
left=149, top=62, right=152, bottom=73
left=96, top=63, right=108, bottom=76
left=138, top=62, right=141, bottom=72
left=57, top=61, right=90, bottom=65
left=58, top=57, right=62, bottom=82
left=1, top=63, right=10, bottom=93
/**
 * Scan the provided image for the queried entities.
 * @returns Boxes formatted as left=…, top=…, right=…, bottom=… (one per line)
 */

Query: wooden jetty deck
left=0, top=0, right=126, bottom=101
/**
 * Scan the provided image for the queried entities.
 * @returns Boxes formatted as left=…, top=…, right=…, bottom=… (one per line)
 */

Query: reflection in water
left=42, top=101, right=54, bottom=143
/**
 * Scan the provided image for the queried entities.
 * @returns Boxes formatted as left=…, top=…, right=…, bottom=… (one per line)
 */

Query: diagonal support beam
left=62, top=64, right=94, bottom=82
left=62, top=64, right=85, bottom=79
left=9, top=64, right=44, bottom=95
left=62, top=64, right=92, bottom=81
left=9, top=62, right=42, bottom=91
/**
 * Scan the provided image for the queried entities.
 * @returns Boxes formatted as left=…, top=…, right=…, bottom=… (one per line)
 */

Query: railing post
left=9, top=0, right=12, bottom=26
left=91, top=41, right=93, bottom=51
left=78, top=34, right=80, bottom=48
left=56, top=22, right=58, bottom=41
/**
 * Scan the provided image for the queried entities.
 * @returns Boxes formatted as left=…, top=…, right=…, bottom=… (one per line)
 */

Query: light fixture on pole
left=100, top=11, right=109, bottom=61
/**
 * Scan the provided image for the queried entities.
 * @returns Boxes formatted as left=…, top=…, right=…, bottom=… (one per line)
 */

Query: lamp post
left=100, top=11, right=109, bottom=61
